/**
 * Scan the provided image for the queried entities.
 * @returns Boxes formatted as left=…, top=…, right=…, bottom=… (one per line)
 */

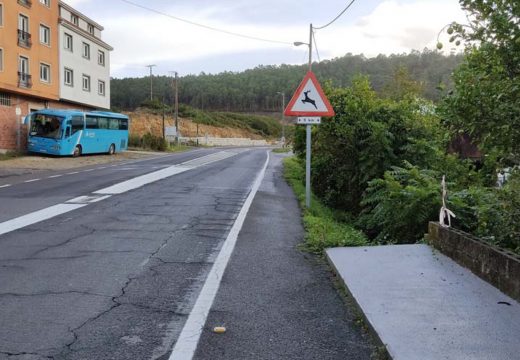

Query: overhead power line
left=314, top=0, right=356, bottom=30
left=120, top=0, right=293, bottom=45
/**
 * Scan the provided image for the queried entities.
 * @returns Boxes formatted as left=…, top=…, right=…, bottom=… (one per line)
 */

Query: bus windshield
left=29, top=114, right=65, bottom=140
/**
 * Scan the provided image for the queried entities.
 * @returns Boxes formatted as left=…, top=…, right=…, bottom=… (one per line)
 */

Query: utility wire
left=120, top=0, right=293, bottom=45
left=314, top=0, right=356, bottom=30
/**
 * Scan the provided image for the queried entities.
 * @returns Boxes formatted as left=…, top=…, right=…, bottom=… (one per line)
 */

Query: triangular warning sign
left=284, top=71, right=335, bottom=117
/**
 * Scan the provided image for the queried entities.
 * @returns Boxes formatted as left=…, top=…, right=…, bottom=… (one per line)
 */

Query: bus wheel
left=108, top=144, right=115, bottom=155
left=73, top=145, right=82, bottom=158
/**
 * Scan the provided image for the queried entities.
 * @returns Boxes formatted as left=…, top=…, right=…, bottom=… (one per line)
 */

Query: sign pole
left=306, top=23, right=313, bottom=208
left=284, top=24, right=334, bottom=209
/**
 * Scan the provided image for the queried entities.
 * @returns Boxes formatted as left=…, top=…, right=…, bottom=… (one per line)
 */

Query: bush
left=359, top=163, right=441, bottom=244
left=131, top=132, right=168, bottom=151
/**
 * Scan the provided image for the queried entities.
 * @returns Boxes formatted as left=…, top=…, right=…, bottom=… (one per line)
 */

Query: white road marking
left=66, top=195, right=112, bottom=204
left=168, top=151, right=269, bottom=360
left=94, top=166, right=191, bottom=195
left=0, top=203, right=87, bottom=236
left=0, top=150, right=249, bottom=238
left=66, top=171, right=79, bottom=175
left=24, top=179, right=40, bottom=183
left=97, top=167, right=107, bottom=170
left=0, top=184, right=11, bottom=189
left=82, top=169, right=94, bottom=172
left=48, top=174, right=63, bottom=178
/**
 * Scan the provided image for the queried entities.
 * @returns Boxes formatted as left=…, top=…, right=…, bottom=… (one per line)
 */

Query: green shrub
left=139, top=132, right=168, bottom=151
left=359, top=163, right=441, bottom=244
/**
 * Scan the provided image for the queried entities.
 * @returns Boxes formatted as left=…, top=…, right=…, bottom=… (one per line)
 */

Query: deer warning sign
left=284, top=71, right=335, bottom=117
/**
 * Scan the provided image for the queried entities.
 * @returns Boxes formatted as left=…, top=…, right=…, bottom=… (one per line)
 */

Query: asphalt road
left=0, top=148, right=374, bottom=359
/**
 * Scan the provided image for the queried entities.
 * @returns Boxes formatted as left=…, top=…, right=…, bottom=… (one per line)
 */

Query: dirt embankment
left=126, top=110, right=263, bottom=139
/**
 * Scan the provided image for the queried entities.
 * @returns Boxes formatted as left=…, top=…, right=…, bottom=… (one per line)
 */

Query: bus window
left=108, top=118, right=119, bottom=130
left=119, top=119, right=128, bottom=130
left=71, top=116, right=84, bottom=134
left=98, top=117, right=109, bottom=129
left=29, top=114, right=64, bottom=139
left=86, top=116, right=98, bottom=129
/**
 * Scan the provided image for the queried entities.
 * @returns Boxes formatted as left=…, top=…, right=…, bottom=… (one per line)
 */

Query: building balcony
left=17, top=0, right=32, bottom=7
left=17, top=30, right=32, bottom=48
left=18, top=72, right=32, bottom=89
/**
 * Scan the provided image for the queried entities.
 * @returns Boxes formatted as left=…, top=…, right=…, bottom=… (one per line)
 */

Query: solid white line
left=24, top=179, right=40, bottom=183
left=0, top=184, right=11, bottom=189
left=66, top=171, right=79, bottom=175
left=82, top=169, right=94, bottom=172
left=168, top=151, right=269, bottom=360
left=48, top=174, right=63, bottom=178
left=0, top=203, right=87, bottom=236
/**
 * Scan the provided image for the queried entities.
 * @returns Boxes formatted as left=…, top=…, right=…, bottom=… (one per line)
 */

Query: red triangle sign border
left=284, top=71, right=335, bottom=117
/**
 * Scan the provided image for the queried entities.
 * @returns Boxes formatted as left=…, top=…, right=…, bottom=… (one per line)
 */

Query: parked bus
left=26, top=109, right=129, bottom=157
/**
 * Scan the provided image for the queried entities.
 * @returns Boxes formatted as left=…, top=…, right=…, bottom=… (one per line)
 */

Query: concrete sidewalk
left=326, top=244, right=520, bottom=360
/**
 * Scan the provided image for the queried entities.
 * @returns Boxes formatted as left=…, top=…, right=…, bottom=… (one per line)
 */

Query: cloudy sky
left=64, top=0, right=468, bottom=78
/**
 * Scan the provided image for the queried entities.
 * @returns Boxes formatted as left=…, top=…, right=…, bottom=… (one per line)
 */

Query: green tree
left=441, top=0, right=520, bottom=160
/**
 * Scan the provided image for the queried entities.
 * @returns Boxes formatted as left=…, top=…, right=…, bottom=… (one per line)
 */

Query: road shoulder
left=193, top=152, right=375, bottom=360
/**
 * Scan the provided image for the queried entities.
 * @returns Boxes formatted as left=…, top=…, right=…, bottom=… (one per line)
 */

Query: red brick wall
left=0, top=94, right=93, bottom=152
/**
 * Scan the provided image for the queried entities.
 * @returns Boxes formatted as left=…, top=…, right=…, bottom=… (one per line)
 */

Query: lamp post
left=294, top=23, right=313, bottom=208
left=276, top=91, right=285, bottom=147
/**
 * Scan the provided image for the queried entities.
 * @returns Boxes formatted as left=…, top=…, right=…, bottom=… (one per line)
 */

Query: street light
left=276, top=91, right=285, bottom=147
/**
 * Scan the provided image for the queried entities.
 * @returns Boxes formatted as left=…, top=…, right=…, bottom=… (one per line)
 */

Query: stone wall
left=428, top=222, right=520, bottom=302
left=179, top=136, right=268, bottom=147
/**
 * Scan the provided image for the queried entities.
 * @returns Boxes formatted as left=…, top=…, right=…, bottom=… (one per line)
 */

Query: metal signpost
left=284, top=71, right=335, bottom=208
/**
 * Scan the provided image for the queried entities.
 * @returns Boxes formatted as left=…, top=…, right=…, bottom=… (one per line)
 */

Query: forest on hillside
left=111, top=50, right=462, bottom=113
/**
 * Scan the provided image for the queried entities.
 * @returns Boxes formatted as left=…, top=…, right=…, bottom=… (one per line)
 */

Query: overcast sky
left=64, top=0, right=467, bottom=78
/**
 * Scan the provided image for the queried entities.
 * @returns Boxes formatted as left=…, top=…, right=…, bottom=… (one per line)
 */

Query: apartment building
left=0, top=0, right=112, bottom=151
left=58, top=1, right=112, bottom=110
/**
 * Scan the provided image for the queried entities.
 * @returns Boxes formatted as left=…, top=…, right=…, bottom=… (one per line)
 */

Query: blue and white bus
left=27, top=109, right=129, bottom=157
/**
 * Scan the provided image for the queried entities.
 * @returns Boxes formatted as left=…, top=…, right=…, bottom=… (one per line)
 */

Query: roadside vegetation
left=288, top=0, right=520, bottom=254
left=284, top=157, right=368, bottom=254
left=128, top=133, right=190, bottom=153
left=0, top=151, right=21, bottom=161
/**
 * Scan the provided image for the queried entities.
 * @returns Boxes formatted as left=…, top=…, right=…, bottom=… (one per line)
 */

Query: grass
left=0, top=151, right=23, bottom=161
left=283, top=156, right=368, bottom=254
left=272, top=147, right=292, bottom=153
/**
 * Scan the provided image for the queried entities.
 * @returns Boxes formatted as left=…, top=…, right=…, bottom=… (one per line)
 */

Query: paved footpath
left=327, top=245, right=520, bottom=360
left=194, top=153, right=375, bottom=360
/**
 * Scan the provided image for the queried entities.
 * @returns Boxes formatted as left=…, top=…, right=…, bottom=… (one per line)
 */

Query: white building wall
left=59, top=24, right=110, bottom=109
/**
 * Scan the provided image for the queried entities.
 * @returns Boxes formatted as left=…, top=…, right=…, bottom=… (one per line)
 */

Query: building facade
left=58, top=1, right=112, bottom=110
left=0, top=0, right=112, bottom=152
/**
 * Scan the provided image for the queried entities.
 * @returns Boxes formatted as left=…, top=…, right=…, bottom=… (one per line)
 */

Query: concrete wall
left=428, top=222, right=520, bottom=302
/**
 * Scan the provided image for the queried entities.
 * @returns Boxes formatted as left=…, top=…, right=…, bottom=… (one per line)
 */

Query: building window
left=71, top=14, right=78, bottom=25
left=18, top=14, right=31, bottom=48
left=40, top=0, right=50, bottom=6
left=17, top=0, right=31, bottom=8
left=40, top=63, right=50, bottom=83
left=0, top=92, right=11, bottom=106
left=64, top=68, right=73, bottom=86
left=88, top=24, right=94, bottom=35
left=98, top=80, right=105, bottom=96
left=64, top=33, right=73, bottom=51
left=39, top=24, right=50, bottom=45
left=98, top=50, right=105, bottom=66
left=18, top=56, right=31, bottom=88
left=82, top=42, right=90, bottom=59
left=82, top=74, right=90, bottom=91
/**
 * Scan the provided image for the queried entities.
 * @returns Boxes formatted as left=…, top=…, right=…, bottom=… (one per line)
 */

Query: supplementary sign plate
left=297, top=117, right=321, bottom=125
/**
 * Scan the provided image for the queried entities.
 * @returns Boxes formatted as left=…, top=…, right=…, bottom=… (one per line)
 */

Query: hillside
left=111, top=50, right=463, bottom=113
left=128, top=107, right=282, bottom=141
